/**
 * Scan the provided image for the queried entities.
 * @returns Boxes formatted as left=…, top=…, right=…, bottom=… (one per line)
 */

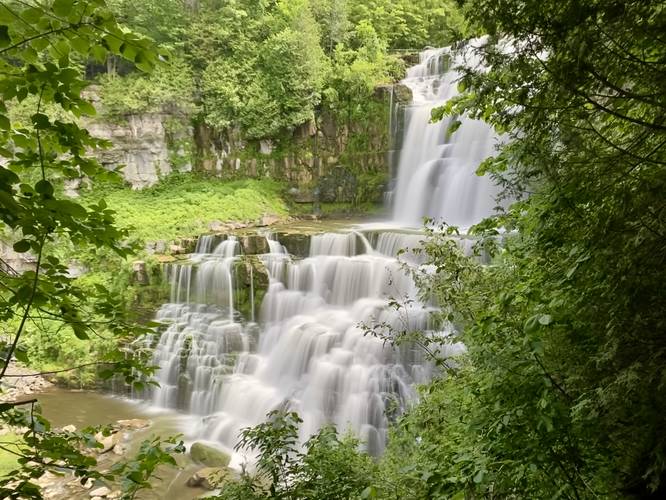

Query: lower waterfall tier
left=146, top=230, right=466, bottom=462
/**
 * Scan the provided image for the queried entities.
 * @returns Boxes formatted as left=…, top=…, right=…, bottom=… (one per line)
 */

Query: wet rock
left=61, top=424, right=77, bottom=433
left=258, top=214, right=280, bottom=227
left=392, top=83, right=413, bottom=103
left=90, top=485, right=110, bottom=497
left=190, top=442, right=231, bottom=468
left=240, top=235, right=269, bottom=255
left=181, top=237, right=198, bottom=253
left=107, top=491, right=121, bottom=499
left=186, top=467, right=232, bottom=490
left=116, top=418, right=151, bottom=430
left=276, top=233, right=311, bottom=258
left=94, top=431, right=121, bottom=453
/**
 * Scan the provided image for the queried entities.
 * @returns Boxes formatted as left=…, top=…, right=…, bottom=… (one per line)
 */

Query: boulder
left=190, top=442, right=231, bottom=468
left=61, top=424, right=77, bottom=433
left=392, top=83, right=414, bottom=103
left=155, top=240, right=167, bottom=253
left=258, top=214, right=280, bottom=227
left=240, top=235, right=269, bottom=255
left=208, top=220, right=228, bottom=232
left=94, top=431, right=121, bottom=453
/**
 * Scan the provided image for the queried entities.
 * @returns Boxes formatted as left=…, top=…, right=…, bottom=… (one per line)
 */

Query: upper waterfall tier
left=391, top=46, right=503, bottom=229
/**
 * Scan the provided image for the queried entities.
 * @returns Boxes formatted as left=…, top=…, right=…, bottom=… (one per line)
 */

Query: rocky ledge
left=0, top=362, right=52, bottom=402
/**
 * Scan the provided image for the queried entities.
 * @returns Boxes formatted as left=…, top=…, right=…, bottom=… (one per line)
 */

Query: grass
left=0, top=433, right=22, bottom=475
left=82, top=175, right=290, bottom=242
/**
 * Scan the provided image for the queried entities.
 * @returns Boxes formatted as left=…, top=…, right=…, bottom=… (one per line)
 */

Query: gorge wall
left=88, top=85, right=412, bottom=205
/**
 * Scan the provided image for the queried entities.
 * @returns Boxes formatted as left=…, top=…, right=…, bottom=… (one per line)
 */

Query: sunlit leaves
left=0, top=4, right=164, bottom=496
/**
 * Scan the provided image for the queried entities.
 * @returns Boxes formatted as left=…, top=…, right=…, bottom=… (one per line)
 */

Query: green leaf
left=52, top=0, right=74, bottom=17
left=35, top=179, right=54, bottom=196
left=72, top=323, right=89, bottom=340
left=0, top=114, right=9, bottom=130
left=76, top=101, right=97, bottom=117
left=31, top=113, right=50, bottom=129
left=69, top=36, right=89, bottom=54
left=13, top=240, right=31, bottom=253
left=447, top=119, right=462, bottom=135
left=31, top=36, right=50, bottom=51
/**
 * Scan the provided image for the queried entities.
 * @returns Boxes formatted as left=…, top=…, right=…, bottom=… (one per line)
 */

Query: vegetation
left=81, top=175, right=289, bottom=241
left=0, top=1, right=183, bottom=497
left=2, top=0, right=664, bottom=498
left=100, top=0, right=465, bottom=139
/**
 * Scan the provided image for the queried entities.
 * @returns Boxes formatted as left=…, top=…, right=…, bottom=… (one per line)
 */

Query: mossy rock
left=190, top=442, right=231, bottom=468
left=392, top=83, right=413, bottom=104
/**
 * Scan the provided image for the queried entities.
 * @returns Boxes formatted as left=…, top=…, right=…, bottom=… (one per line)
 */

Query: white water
left=391, top=46, right=502, bottom=229
left=150, top=230, right=456, bottom=462
left=146, top=47, right=499, bottom=463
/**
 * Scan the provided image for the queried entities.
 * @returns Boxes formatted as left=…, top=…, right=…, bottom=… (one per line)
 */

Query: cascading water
left=145, top=46, right=500, bottom=465
left=149, top=230, right=452, bottom=462
left=391, top=46, right=502, bottom=228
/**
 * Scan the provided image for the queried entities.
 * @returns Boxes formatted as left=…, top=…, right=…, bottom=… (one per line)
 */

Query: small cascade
left=150, top=235, right=249, bottom=414
left=391, top=44, right=503, bottom=229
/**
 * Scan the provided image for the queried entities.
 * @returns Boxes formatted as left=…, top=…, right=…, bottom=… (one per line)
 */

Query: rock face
left=190, top=442, right=231, bottom=468
left=82, top=82, right=395, bottom=205
left=83, top=89, right=193, bottom=190
left=87, top=114, right=173, bottom=189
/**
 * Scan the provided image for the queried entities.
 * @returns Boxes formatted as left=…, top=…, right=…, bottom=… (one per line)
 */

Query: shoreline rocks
left=0, top=362, right=53, bottom=403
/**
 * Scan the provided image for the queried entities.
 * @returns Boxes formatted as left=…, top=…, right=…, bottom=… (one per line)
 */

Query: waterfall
left=391, top=46, right=503, bottom=229
left=148, top=230, right=458, bottom=462
left=144, top=46, right=497, bottom=464
left=151, top=237, right=248, bottom=414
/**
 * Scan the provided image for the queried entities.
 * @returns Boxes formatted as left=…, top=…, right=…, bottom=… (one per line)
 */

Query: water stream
left=145, top=46, right=501, bottom=464
left=391, top=46, right=502, bottom=229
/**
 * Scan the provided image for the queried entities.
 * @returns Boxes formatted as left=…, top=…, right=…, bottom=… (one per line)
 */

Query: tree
left=0, top=1, right=182, bottom=497
left=386, top=0, right=666, bottom=498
